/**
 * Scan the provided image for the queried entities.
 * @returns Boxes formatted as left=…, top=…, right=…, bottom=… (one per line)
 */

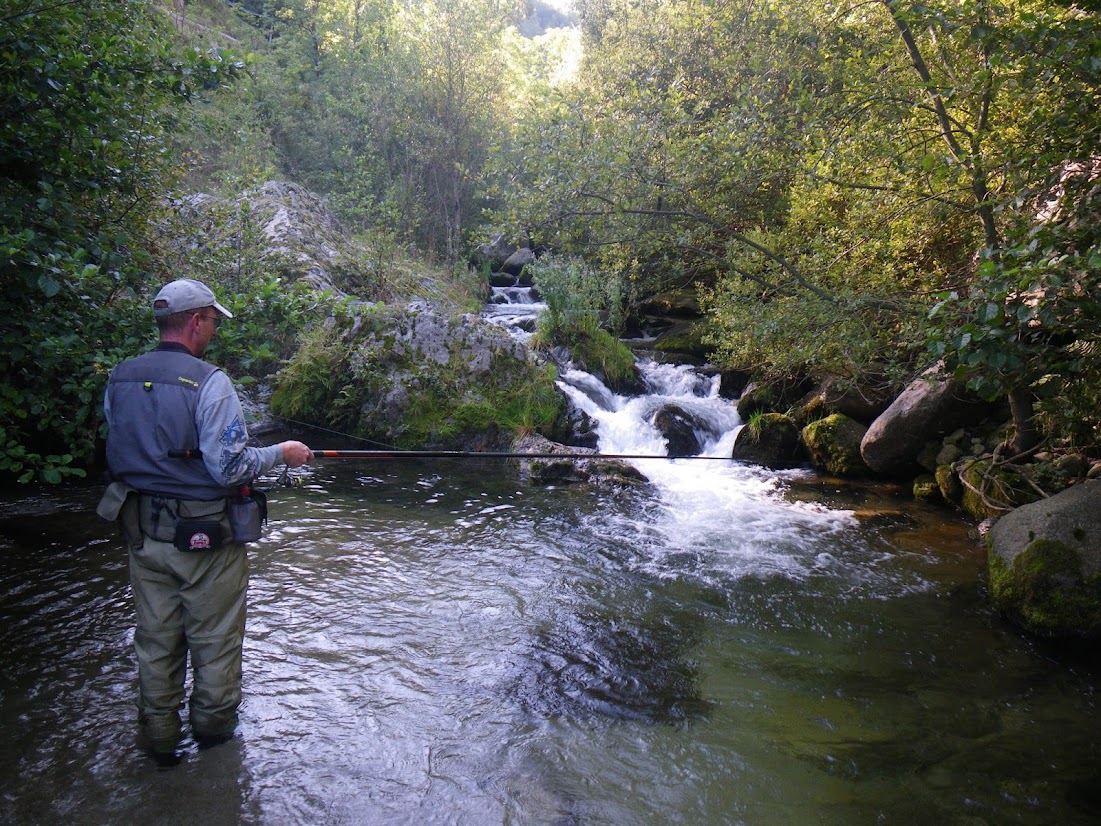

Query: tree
left=491, top=0, right=1101, bottom=453
left=0, top=0, right=240, bottom=482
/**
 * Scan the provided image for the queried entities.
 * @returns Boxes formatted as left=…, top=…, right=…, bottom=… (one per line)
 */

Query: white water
left=487, top=285, right=864, bottom=589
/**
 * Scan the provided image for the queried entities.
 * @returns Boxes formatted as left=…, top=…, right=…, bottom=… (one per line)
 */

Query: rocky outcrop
left=174, top=181, right=358, bottom=294
left=271, top=302, right=564, bottom=450
left=987, top=481, right=1101, bottom=638
left=860, top=365, right=987, bottom=476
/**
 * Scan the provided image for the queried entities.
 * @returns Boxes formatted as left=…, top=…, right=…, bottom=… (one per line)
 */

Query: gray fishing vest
left=105, top=346, right=231, bottom=500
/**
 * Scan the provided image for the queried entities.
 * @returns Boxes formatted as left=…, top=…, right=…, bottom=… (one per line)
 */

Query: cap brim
left=212, top=301, right=234, bottom=319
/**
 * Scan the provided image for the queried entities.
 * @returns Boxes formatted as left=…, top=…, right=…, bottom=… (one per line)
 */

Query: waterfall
left=483, top=281, right=860, bottom=587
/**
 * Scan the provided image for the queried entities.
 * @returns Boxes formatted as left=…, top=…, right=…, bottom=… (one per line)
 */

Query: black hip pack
left=175, top=520, right=225, bottom=552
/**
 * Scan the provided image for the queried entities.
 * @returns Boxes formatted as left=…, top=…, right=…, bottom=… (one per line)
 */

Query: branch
left=1, top=0, right=86, bottom=25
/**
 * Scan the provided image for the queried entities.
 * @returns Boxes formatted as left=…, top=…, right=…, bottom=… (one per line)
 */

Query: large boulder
left=801, top=414, right=871, bottom=477
left=731, top=413, right=806, bottom=469
left=987, top=480, right=1101, bottom=638
left=472, top=233, right=518, bottom=272
left=860, top=365, right=986, bottom=475
left=502, top=247, right=535, bottom=279
left=271, top=302, right=564, bottom=449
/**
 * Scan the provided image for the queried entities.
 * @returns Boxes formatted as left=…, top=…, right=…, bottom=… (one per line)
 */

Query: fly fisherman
left=98, top=278, right=312, bottom=763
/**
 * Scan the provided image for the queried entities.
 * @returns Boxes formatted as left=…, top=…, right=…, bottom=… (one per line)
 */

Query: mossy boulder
left=987, top=481, right=1101, bottom=638
left=650, top=321, right=710, bottom=358
left=801, top=413, right=870, bottom=477
left=731, top=413, right=807, bottom=469
left=935, top=463, right=963, bottom=505
left=913, top=474, right=941, bottom=501
left=272, top=303, right=565, bottom=448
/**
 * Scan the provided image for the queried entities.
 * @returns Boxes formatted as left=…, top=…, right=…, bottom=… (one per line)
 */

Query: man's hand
left=279, top=440, right=313, bottom=468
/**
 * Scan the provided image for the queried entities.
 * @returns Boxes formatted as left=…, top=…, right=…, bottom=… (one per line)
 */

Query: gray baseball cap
left=152, top=278, right=233, bottom=319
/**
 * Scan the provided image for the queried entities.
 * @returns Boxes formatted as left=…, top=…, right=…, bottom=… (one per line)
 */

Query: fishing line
left=169, top=448, right=734, bottom=462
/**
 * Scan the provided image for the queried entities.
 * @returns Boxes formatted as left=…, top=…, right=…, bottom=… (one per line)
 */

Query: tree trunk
left=1007, top=388, right=1038, bottom=456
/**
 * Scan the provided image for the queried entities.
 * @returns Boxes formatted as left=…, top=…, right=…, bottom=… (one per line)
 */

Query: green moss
left=800, top=413, right=868, bottom=476
left=651, top=321, right=710, bottom=357
left=272, top=313, right=564, bottom=449
left=988, top=539, right=1101, bottom=638
left=913, top=474, right=941, bottom=501
left=960, top=459, right=1042, bottom=520
left=935, top=463, right=962, bottom=504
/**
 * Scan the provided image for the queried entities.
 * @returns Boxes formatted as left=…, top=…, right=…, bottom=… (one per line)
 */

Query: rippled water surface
left=1, top=456, right=1099, bottom=825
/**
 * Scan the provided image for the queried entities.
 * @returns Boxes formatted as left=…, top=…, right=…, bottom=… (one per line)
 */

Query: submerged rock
left=511, top=434, right=648, bottom=489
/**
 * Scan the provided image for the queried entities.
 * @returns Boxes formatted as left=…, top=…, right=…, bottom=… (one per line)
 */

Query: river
left=0, top=292, right=1098, bottom=824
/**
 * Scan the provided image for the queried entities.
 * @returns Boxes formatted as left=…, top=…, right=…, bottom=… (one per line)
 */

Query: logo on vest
left=189, top=531, right=212, bottom=550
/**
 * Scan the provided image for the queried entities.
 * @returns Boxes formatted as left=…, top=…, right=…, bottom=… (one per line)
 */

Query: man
left=101, top=278, right=312, bottom=760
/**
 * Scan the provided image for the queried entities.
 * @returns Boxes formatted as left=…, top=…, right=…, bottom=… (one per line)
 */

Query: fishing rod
left=168, top=448, right=734, bottom=462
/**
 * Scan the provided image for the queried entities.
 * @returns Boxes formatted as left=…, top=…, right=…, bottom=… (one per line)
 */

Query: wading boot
left=139, top=711, right=182, bottom=766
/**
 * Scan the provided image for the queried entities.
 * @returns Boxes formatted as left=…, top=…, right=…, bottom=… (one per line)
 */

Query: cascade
left=483, top=279, right=859, bottom=586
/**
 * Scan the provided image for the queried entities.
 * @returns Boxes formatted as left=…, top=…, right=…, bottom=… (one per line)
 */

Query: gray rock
left=511, top=434, right=648, bottom=488
left=860, top=364, right=986, bottom=475
left=502, top=247, right=535, bottom=276
left=987, top=480, right=1101, bottom=638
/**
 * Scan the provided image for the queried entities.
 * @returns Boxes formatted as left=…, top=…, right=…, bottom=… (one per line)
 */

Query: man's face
left=192, top=307, right=221, bottom=357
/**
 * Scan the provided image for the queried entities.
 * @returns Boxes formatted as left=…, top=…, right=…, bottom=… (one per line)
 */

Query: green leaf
left=37, top=275, right=61, bottom=297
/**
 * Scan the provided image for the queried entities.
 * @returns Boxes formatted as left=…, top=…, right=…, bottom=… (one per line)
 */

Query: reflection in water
left=1, top=459, right=1099, bottom=824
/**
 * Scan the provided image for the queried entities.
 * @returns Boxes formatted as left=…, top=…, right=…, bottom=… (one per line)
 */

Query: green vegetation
left=2, top=0, right=1098, bottom=481
left=0, top=0, right=243, bottom=482
left=492, top=0, right=1101, bottom=456
left=529, top=255, right=638, bottom=389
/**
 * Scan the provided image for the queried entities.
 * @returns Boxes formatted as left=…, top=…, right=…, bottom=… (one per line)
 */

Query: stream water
left=0, top=288, right=1098, bottom=824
